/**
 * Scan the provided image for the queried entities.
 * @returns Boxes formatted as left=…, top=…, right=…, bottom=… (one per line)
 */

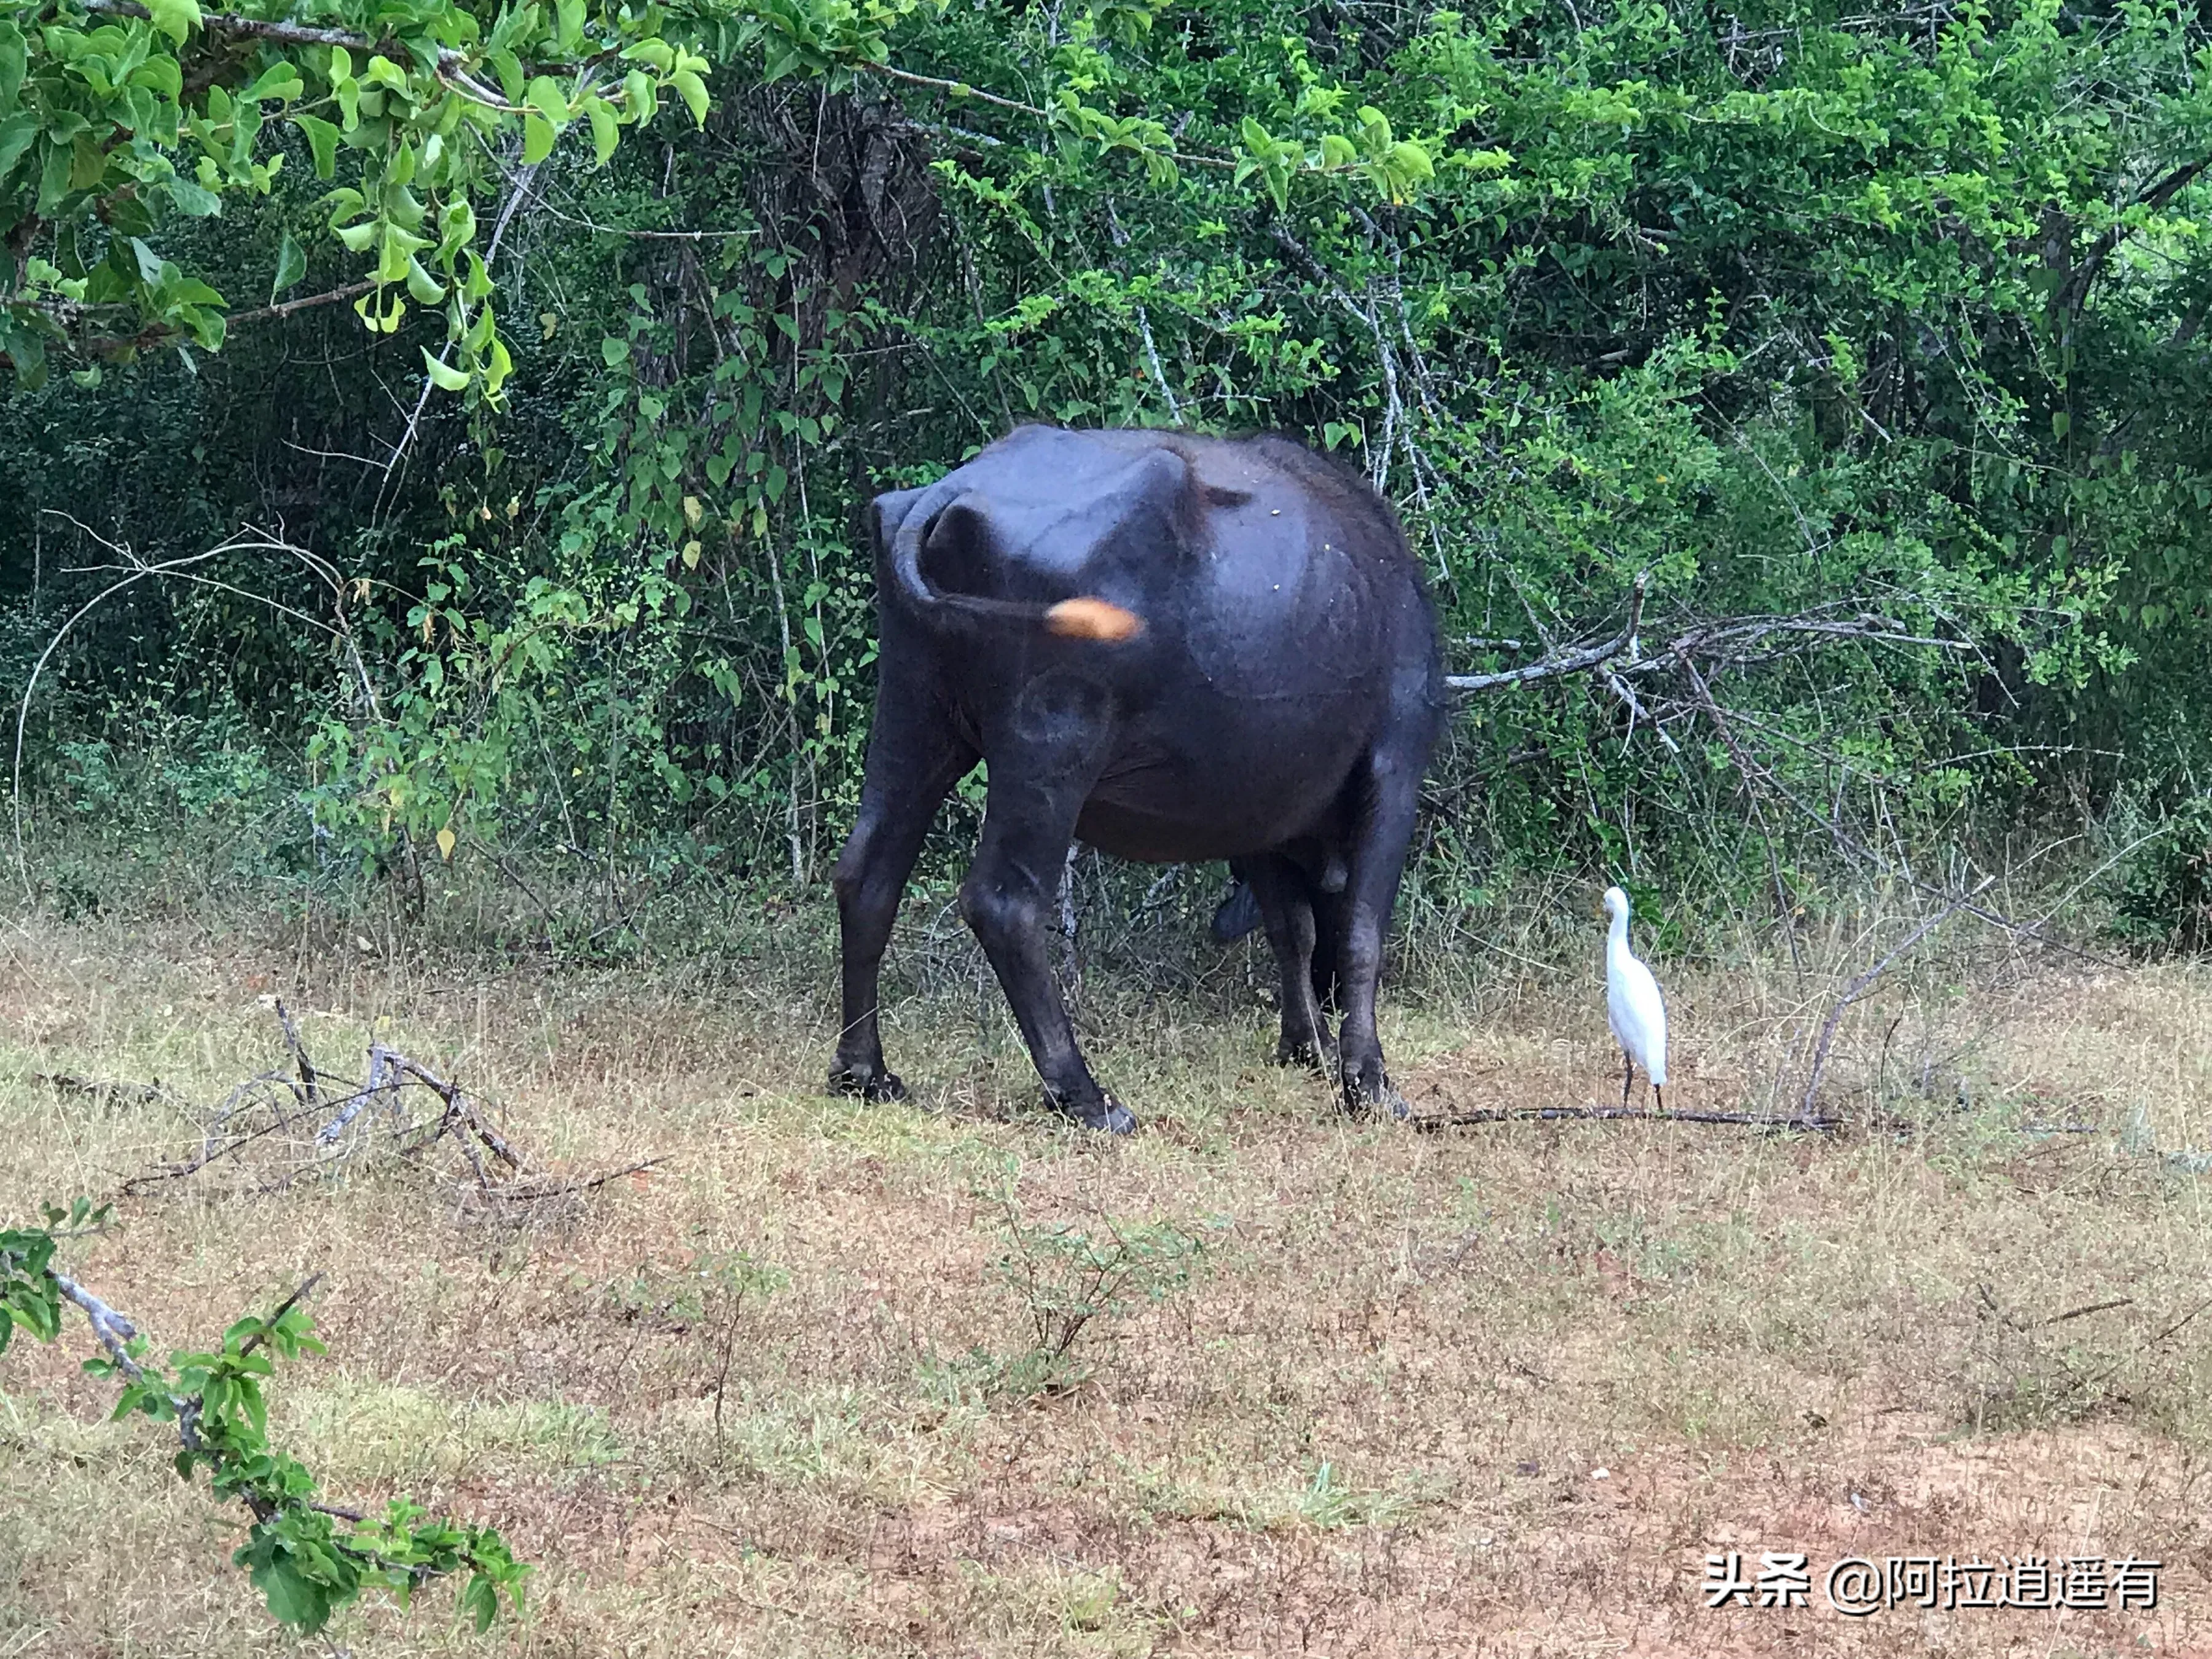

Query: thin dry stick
left=237, top=1274, right=325, bottom=1359
left=12, top=521, right=356, bottom=900
left=1799, top=875, right=1994, bottom=1119
left=2041, top=1296, right=2134, bottom=1327
left=12, top=544, right=227, bottom=898
left=2060, top=1294, right=2212, bottom=1403
left=1677, top=646, right=1804, bottom=973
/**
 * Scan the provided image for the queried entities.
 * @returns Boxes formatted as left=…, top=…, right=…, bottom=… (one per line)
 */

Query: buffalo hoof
left=1339, top=1071, right=1411, bottom=1122
left=1047, top=1088, right=1139, bottom=1135
left=828, top=1064, right=906, bottom=1103
left=1277, top=1037, right=1338, bottom=1077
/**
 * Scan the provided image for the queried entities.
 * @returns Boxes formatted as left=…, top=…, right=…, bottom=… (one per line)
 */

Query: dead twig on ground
left=117, top=1007, right=649, bottom=1217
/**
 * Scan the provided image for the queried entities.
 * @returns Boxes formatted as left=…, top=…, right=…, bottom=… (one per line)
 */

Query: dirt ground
left=4, top=906, right=2212, bottom=1656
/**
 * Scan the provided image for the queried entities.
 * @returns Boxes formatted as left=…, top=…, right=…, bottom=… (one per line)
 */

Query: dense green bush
left=7, top=0, right=2212, bottom=941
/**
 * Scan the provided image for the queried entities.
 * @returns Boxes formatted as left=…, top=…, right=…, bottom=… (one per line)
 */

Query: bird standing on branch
left=1601, top=886, right=1668, bottom=1112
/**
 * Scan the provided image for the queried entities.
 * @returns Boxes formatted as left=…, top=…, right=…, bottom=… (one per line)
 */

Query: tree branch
left=222, top=281, right=377, bottom=331
left=2054, top=154, right=2212, bottom=319
left=82, top=0, right=495, bottom=76
left=1445, top=572, right=1648, bottom=692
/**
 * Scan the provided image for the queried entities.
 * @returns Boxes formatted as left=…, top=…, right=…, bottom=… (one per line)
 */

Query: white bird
left=1601, top=886, right=1668, bottom=1112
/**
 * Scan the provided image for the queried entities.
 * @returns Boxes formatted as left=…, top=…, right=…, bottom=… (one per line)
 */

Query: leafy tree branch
left=1, top=1200, right=531, bottom=1636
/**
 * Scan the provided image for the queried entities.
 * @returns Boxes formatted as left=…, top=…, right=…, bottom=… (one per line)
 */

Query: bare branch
left=219, top=281, right=378, bottom=331
left=1445, top=573, right=1649, bottom=692
left=1800, top=876, right=1994, bottom=1117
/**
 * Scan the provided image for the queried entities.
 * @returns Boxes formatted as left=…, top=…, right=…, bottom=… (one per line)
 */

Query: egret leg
left=1654, top=1083, right=1666, bottom=1115
left=1620, top=1049, right=1634, bottom=1110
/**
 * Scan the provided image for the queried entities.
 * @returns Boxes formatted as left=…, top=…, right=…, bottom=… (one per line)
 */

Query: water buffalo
left=828, top=425, right=1445, bottom=1134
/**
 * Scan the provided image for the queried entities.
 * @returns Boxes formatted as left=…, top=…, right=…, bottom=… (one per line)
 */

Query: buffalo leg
left=828, top=683, right=975, bottom=1102
left=959, top=725, right=1132, bottom=1134
left=1241, top=853, right=1335, bottom=1073
left=1308, top=884, right=1344, bottom=1019
left=1333, top=751, right=1422, bottom=1120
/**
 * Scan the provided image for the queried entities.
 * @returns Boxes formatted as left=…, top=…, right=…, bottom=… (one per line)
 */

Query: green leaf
left=461, top=1572, right=498, bottom=1632
left=488, top=49, right=524, bottom=106
left=525, top=76, right=569, bottom=130
left=404, top=256, right=445, bottom=304
left=240, top=63, right=304, bottom=103
left=521, top=113, right=555, bottom=164
left=555, top=0, right=584, bottom=52
left=270, top=229, right=306, bottom=299
left=243, top=1540, right=335, bottom=1634
left=422, top=348, right=469, bottom=391
left=293, top=114, right=338, bottom=179
left=0, top=22, right=25, bottom=111
left=128, top=237, right=165, bottom=283
left=672, top=69, right=708, bottom=128
left=601, top=336, right=630, bottom=367
left=0, top=114, right=36, bottom=187
left=585, top=96, right=617, bottom=167
left=1386, top=139, right=1433, bottom=185
left=168, top=177, right=222, bottom=216
left=36, top=138, right=73, bottom=213
left=128, top=55, right=182, bottom=99
left=482, top=333, right=513, bottom=398
left=624, top=69, right=654, bottom=122
left=1260, top=158, right=1288, bottom=213
left=144, top=0, right=201, bottom=44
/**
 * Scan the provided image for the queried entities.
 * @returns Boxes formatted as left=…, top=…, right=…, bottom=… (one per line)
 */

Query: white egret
left=1601, top=886, right=1668, bottom=1112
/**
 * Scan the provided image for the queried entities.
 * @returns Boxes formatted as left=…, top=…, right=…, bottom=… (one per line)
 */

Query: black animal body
left=828, top=425, right=1445, bottom=1133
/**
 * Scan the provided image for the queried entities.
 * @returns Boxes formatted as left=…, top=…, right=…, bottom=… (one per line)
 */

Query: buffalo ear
left=870, top=487, right=927, bottom=559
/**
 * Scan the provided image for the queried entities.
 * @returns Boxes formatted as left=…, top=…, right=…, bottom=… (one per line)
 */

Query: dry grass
left=5, top=897, right=2212, bottom=1657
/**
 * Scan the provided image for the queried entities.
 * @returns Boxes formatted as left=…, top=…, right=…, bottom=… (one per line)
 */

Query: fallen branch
left=119, top=1007, right=644, bottom=1214
left=37, top=1072, right=170, bottom=1106
left=2049, top=1292, right=2212, bottom=1406
left=1411, top=1104, right=1856, bottom=1133
left=275, top=998, right=320, bottom=1110
left=2042, top=1296, right=2135, bottom=1327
